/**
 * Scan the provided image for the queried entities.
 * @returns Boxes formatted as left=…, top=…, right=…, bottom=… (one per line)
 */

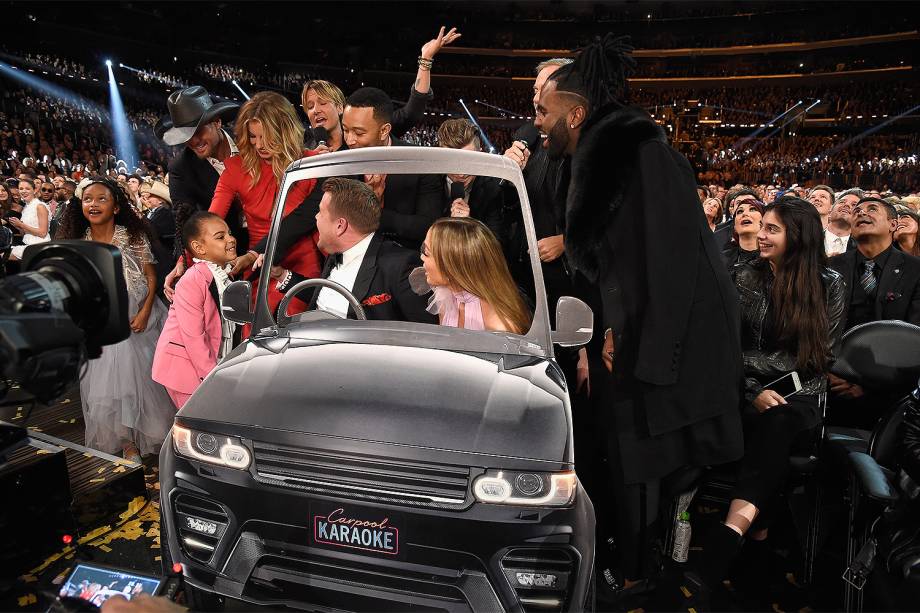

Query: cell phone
left=764, top=371, right=802, bottom=399
left=57, top=562, right=162, bottom=607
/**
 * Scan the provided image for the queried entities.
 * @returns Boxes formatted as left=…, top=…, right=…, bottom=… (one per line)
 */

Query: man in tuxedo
left=828, top=196, right=920, bottom=426
left=270, top=178, right=434, bottom=324
left=341, top=87, right=442, bottom=250
left=436, top=118, right=503, bottom=239
left=156, top=86, right=246, bottom=253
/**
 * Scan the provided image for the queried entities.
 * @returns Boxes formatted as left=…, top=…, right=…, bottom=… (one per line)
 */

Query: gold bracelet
left=418, top=56, right=434, bottom=69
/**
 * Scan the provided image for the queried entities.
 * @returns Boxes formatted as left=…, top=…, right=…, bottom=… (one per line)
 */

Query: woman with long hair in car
left=207, top=91, right=322, bottom=313
left=421, top=217, right=531, bottom=334
left=690, top=197, right=846, bottom=600
left=56, top=177, right=174, bottom=462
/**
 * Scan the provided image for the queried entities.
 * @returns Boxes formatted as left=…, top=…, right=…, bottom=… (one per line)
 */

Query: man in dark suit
left=436, top=118, right=504, bottom=238
left=503, top=59, right=580, bottom=322
left=341, top=87, right=442, bottom=250
left=827, top=197, right=920, bottom=420
left=270, top=177, right=434, bottom=324
left=156, top=86, right=247, bottom=255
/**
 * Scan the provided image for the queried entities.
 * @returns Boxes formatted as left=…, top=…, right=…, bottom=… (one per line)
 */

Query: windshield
left=251, top=147, right=552, bottom=358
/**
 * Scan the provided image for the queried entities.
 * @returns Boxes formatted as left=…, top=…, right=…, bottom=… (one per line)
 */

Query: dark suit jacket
left=377, top=138, right=443, bottom=248
left=146, top=206, right=175, bottom=256
left=167, top=147, right=248, bottom=254
left=441, top=175, right=504, bottom=239
left=565, top=104, right=743, bottom=482
left=278, top=232, right=435, bottom=324
left=828, top=246, right=920, bottom=329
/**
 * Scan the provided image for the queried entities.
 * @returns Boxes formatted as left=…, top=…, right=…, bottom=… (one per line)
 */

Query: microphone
left=313, top=126, right=330, bottom=147
left=512, top=122, right=541, bottom=151
left=449, top=182, right=466, bottom=203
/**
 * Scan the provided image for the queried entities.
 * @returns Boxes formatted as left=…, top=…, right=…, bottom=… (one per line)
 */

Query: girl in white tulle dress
left=57, top=178, right=175, bottom=462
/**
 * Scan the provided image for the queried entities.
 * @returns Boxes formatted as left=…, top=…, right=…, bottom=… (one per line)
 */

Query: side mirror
left=552, top=296, right=593, bottom=347
left=222, top=280, right=253, bottom=325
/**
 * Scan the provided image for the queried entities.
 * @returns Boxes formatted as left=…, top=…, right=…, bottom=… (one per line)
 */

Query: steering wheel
left=276, top=278, right=367, bottom=326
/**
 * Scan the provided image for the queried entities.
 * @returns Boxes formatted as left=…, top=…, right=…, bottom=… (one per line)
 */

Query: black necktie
left=860, top=260, right=878, bottom=296
left=332, top=252, right=343, bottom=267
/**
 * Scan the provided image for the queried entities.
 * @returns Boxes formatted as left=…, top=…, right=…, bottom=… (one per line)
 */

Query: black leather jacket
left=900, top=384, right=920, bottom=486
left=732, top=259, right=846, bottom=404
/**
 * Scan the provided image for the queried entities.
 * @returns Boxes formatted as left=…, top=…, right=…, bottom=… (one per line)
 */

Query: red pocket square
left=362, top=293, right=392, bottom=306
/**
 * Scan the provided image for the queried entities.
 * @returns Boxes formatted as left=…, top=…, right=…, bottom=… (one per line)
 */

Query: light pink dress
left=428, top=286, right=485, bottom=331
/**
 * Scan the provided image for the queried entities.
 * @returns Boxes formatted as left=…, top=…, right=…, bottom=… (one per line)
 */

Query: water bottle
left=672, top=511, right=691, bottom=563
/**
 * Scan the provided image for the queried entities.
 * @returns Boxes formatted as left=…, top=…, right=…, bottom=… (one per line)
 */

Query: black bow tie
left=331, top=252, right=344, bottom=267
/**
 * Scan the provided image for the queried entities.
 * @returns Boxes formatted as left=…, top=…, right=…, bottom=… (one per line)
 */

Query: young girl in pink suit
left=152, top=212, right=237, bottom=409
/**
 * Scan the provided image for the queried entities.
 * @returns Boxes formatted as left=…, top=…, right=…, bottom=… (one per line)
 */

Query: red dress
left=209, top=151, right=322, bottom=315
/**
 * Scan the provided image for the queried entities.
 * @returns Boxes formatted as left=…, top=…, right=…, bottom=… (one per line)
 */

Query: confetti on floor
left=17, top=594, right=37, bottom=607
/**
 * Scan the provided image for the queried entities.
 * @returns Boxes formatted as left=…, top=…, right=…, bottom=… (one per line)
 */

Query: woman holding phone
left=691, top=197, right=846, bottom=599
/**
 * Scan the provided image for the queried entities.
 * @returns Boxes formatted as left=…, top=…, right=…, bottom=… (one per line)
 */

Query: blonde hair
left=301, top=80, right=346, bottom=115
left=235, top=91, right=304, bottom=187
left=429, top=218, right=531, bottom=334
left=437, top=118, right=480, bottom=150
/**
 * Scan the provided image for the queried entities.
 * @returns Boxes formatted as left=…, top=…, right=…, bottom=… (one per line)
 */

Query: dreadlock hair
left=55, top=176, right=155, bottom=248
left=547, top=33, right=637, bottom=119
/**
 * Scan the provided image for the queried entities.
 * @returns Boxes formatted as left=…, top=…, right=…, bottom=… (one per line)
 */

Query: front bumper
left=160, top=436, right=595, bottom=612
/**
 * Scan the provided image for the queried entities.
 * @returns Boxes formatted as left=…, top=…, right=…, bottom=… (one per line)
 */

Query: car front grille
left=251, top=441, right=471, bottom=509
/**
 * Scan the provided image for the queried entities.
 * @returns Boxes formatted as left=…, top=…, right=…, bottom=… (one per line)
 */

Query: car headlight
left=472, top=470, right=576, bottom=507
left=172, top=424, right=251, bottom=470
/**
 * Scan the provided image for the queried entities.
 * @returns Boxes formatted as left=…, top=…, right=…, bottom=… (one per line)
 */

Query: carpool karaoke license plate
left=311, top=503, right=402, bottom=559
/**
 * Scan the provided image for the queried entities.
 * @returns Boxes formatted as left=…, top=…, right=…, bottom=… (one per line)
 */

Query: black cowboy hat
left=156, top=86, right=239, bottom=146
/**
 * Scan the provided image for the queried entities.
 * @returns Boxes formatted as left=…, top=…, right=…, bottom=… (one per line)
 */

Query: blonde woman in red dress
left=208, top=91, right=322, bottom=314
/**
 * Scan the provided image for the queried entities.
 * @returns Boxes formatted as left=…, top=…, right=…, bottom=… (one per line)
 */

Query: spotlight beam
left=820, top=103, right=920, bottom=158
left=458, top=99, right=495, bottom=153
left=231, top=80, right=251, bottom=100
left=474, top=99, right=526, bottom=118
left=732, top=100, right=803, bottom=151
left=744, top=99, right=822, bottom=157
left=0, top=60, right=109, bottom=118
left=106, top=62, right=138, bottom=169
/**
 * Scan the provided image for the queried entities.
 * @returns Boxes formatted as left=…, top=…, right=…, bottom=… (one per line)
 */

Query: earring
left=570, top=124, right=575, bottom=129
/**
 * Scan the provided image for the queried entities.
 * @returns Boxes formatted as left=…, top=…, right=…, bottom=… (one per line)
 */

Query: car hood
left=181, top=341, right=570, bottom=463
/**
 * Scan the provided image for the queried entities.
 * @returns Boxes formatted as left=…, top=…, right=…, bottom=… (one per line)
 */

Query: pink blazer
left=152, top=262, right=222, bottom=395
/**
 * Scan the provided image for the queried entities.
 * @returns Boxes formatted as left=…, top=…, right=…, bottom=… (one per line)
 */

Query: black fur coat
left=564, top=104, right=744, bottom=482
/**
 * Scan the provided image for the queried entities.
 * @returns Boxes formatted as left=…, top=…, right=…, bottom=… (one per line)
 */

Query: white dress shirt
left=824, top=228, right=850, bottom=257
left=206, top=130, right=238, bottom=176
left=193, top=258, right=236, bottom=359
left=315, top=233, right=375, bottom=318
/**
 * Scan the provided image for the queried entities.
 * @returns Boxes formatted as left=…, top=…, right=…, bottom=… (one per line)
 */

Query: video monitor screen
left=59, top=563, right=162, bottom=607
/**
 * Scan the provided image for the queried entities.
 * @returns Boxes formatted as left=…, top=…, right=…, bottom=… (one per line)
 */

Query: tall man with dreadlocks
left=534, top=35, right=744, bottom=598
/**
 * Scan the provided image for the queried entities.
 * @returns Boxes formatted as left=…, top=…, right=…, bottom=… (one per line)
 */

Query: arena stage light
left=0, top=58, right=108, bottom=117
left=732, top=100, right=804, bottom=152
left=231, top=79, right=251, bottom=100
left=106, top=61, right=138, bottom=169
left=458, top=98, right=495, bottom=154
left=821, top=103, right=920, bottom=158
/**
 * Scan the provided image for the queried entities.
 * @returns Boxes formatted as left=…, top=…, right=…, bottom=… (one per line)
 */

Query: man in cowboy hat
left=156, top=86, right=246, bottom=255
